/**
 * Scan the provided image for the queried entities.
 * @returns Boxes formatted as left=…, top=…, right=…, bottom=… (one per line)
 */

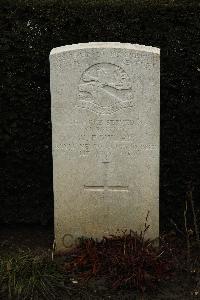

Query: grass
left=0, top=250, right=68, bottom=300
left=0, top=190, right=199, bottom=300
left=0, top=223, right=199, bottom=299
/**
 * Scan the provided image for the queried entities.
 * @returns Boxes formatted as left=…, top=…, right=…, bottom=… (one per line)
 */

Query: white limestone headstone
left=50, top=42, right=160, bottom=253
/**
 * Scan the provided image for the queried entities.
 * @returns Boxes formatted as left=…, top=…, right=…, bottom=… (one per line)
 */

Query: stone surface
left=50, top=42, right=160, bottom=252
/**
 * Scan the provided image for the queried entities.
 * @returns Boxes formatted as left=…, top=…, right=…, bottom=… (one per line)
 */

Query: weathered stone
left=50, top=42, right=160, bottom=253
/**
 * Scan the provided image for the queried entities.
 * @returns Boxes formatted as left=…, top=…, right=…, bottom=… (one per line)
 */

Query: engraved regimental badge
left=76, top=63, right=134, bottom=115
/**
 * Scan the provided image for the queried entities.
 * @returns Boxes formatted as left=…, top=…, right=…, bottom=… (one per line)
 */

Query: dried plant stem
left=52, top=239, right=56, bottom=261
left=184, top=199, right=191, bottom=272
left=188, top=189, right=200, bottom=248
left=170, top=218, right=185, bottom=236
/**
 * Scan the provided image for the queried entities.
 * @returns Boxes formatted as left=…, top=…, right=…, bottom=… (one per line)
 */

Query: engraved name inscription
left=54, top=143, right=158, bottom=158
left=76, top=63, right=134, bottom=115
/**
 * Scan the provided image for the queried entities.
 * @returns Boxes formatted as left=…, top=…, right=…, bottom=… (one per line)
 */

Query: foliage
left=1, top=0, right=200, bottom=228
left=0, top=251, right=68, bottom=300
left=65, top=226, right=173, bottom=292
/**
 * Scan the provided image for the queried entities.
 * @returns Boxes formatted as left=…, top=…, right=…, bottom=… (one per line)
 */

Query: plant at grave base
left=0, top=251, right=70, bottom=300
left=186, top=181, right=200, bottom=248
left=170, top=181, right=200, bottom=274
left=64, top=213, right=174, bottom=292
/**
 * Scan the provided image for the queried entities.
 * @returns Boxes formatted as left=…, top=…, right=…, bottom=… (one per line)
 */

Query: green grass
left=0, top=251, right=68, bottom=300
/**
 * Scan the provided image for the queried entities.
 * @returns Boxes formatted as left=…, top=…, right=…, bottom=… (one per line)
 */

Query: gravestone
left=50, top=42, right=160, bottom=253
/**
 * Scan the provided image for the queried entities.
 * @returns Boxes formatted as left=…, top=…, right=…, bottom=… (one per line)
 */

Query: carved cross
left=84, top=162, right=129, bottom=198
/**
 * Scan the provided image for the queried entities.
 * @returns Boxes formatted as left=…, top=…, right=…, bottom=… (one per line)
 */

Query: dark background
left=1, top=0, right=200, bottom=231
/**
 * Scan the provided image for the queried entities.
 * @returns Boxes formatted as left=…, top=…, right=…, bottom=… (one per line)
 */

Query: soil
left=0, top=225, right=199, bottom=300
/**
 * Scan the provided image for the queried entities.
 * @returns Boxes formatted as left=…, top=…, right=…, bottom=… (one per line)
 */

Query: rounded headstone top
left=50, top=42, right=160, bottom=56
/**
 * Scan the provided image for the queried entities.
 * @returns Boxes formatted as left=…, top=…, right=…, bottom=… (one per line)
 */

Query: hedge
left=1, top=0, right=200, bottom=230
